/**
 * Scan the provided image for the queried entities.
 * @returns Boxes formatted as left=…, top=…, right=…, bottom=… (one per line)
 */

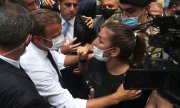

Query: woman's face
left=93, top=27, right=114, bottom=58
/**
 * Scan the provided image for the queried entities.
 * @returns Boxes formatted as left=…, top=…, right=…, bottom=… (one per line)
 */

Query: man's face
left=41, top=23, right=62, bottom=49
left=119, top=3, right=145, bottom=18
left=23, top=0, right=39, bottom=12
left=60, top=0, right=79, bottom=21
left=148, top=2, right=163, bottom=17
left=100, top=0, right=119, bottom=10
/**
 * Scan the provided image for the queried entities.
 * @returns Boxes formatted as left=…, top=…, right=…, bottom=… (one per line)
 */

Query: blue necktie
left=62, top=21, right=70, bottom=37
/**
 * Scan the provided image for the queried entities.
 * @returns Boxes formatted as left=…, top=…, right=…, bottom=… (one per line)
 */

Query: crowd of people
left=0, top=0, right=179, bottom=108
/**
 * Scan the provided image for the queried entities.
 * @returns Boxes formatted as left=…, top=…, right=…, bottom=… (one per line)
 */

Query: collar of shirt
left=27, top=42, right=48, bottom=59
left=0, top=55, right=20, bottom=68
left=61, top=15, right=76, bottom=27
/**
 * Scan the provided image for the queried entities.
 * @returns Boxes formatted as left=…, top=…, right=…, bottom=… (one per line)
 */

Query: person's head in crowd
left=0, top=3, right=33, bottom=60
left=119, top=0, right=151, bottom=29
left=58, top=0, right=79, bottom=21
left=156, top=0, right=164, bottom=7
left=99, top=0, right=119, bottom=20
left=92, top=21, right=146, bottom=67
left=30, top=9, right=64, bottom=51
left=166, top=0, right=180, bottom=15
left=6, top=0, right=39, bottom=11
left=148, top=2, right=163, bottom=17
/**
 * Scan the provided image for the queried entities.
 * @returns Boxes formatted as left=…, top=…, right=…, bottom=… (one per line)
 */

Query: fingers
left=87, top=20, right=94, bottom=28
left=70, top=42, right=81, bottom=49
left=42, top=0, right=55, bottom=8
left=88, top=53, right=95, bottom=59
left=86, top=18, right=94, bottom=28
left=69, top=37, right=77, bottom=45
left=67, top=42, right=81, bottom=52
left=49, top=0, right=55, bottom=5
left=82, top=16, right=94, bottom=28
left=127, top=90, right=142, bottom=100
left=117, top=84, right=142, bottom=101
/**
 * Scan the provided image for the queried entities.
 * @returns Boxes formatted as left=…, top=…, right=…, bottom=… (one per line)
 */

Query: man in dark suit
left=0, top=3, right=50, bottom=108
left=58, top=0, right=96, bottom=98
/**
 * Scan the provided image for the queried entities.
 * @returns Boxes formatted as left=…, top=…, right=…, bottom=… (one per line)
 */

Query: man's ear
left=32, top=35, right=42, bottom=43
left=111, top=47, right=120, bottom=57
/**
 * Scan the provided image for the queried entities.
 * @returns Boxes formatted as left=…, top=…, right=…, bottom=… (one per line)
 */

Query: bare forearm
left=64, top=55, right=78, bottom=66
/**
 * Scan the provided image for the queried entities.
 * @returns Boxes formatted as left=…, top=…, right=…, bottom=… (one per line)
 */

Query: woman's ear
left=111, top=47, right=120, bottom=57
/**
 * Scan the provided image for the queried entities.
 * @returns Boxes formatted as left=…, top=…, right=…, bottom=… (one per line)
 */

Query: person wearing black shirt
left=78, top=21, right=150, bottom=108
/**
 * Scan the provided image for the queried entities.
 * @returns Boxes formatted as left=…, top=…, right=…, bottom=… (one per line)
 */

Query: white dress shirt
left=61, top=16, right=75, bottom=43
left=20, top=42, right=87, bottom=108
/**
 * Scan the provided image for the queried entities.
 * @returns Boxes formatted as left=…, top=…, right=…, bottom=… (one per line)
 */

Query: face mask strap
left=1, top=42, right=26, bottom=56
left=103, top=47, right=115, bottom=52
left=137, top=8, right=145, bottom=23
left=40, top=36, right=52, bottom=42
left=40, top=42, right=51, bottom=50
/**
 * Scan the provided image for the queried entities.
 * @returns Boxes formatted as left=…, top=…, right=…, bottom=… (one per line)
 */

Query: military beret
left=119, top=0, right=151, bottom=7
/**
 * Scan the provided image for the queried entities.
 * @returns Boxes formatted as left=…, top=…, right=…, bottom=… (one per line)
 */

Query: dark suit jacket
left=74, top=15, right=96, bottom=45
left=61, top=15, right=96, bottom=99
left=78, top=0, right=96, bottom=18
left=0, top=59, right=51, bottom=108
left=94, top=16, right=106, bottom=33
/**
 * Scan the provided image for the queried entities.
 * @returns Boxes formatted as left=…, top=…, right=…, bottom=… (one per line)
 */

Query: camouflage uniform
left=94, top=9, right=122, bottom=33
left=143, top=26, right=162, bottom=68
left=105, top=9, right=122, bottom=24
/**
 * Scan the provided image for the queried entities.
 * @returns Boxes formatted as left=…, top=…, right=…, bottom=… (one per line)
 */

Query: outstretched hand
left=77, top=44, right=94, bottom=60
left=115, top=84, right=142, bottom=102
left=60, top=37, right=81, bottom=54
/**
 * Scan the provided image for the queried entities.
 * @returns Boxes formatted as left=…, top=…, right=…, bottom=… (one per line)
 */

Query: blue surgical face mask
left=121, top=17, right=138, bottom=28
left=93, top=45, right=113, bottom=62
left=121, top=9, right=144, bottom=28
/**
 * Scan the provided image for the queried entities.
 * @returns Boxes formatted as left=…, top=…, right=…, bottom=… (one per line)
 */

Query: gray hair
left=0, top=3, right=33, bottom=48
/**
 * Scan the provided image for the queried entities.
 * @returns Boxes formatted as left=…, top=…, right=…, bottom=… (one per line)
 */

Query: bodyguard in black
left=0, top=3, right=50, bottom=108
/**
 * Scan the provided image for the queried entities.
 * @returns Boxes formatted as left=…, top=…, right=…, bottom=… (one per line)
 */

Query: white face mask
left=41, top=34, right=65, bottom=50
left=93, top=45, right=114, bottom=62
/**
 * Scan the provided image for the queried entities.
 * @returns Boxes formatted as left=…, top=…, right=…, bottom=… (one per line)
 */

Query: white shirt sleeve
left=20, top=46, right=87, bottom=108
left=25, top=69, right=87, bottom=108
left=50, top=50, right=66, bottom=71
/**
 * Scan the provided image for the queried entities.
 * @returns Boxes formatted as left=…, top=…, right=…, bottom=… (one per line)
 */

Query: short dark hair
left=0, top=3, right=33, bottom=48
left=30, top=9, right=61, bottom=37
left=102, top=21, right=146, bottom=66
